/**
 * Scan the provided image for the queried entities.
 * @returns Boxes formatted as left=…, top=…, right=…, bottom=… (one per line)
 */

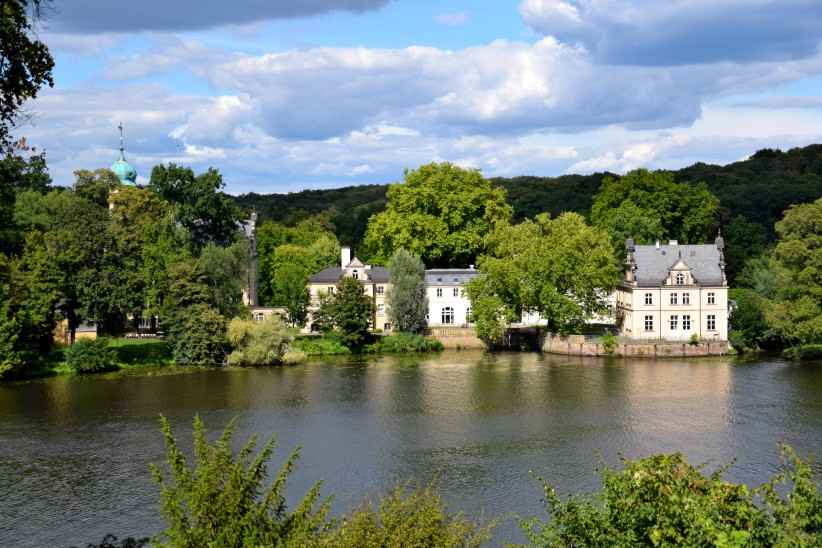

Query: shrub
left=689, top=332, right=700, bottom=346
left=150, top=415, right=332, bottom=548
left=65, top=339, right=118, bottom=374
left=171, top=304, right=227, bottom=366
left=111, top=340, right=172, bottom=365
left=293, top=335, right=351, bottom=356
left=601, top=332, right=617, bottom=354
left=282, top=349, right=307, bottom=365
left=326, top=484, right=492, bottom=547
left=366, top=332, right=444, bottom=354
left=226, top=316, right=294, bottom=366
left=521, top=446, right=822, bottom=547
left=784, top=344, right=822, bottom=361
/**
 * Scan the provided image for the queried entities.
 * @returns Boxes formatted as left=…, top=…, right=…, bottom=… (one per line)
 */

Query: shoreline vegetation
left=76, top=416, right=822, bottom=548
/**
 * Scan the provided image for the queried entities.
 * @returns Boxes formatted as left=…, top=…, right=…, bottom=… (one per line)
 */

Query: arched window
left=675, top=273, right=685, bottom=285
left=441, top=306, right=454, bottom=325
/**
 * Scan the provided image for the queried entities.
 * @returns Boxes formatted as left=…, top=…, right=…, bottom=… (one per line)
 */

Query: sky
left=17, top=0, right=822, bottom=194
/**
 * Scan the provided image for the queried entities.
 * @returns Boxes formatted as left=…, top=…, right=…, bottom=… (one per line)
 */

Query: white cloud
left=519, top=0, right=822, bottom=65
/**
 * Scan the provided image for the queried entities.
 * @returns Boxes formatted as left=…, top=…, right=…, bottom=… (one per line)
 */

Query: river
left=1, top=351, right=821, bottom=546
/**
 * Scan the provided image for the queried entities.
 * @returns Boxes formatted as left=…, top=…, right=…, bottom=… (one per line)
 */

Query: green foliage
left=591, top=169, right=720, bottom=249
left=366, top=332, right=444, bottom=354
left=170, top=304, right=227, bottom=366
left=73, top=169, right=120, bottom=206
left=324, top=277, right=374, bottom=350
left=256, top=217, right=339, bottom=309
left=65, top=338, right=118, bottom=374
left=150, top=415, right=332, bottom=548
left=226, top=315, right=294, bottom=366
left=0, top=1, right=54, bottom=151
left=689, top=333, right=701, bottom=346
left=292, top=334, right=351, bottom=356
left=109, top=339, right=172, bottom=366
left=326, top=483, right=492, bottom=547
left=469, top=213, right=620, bottom=344
left=281, top=349, right=307, bottom=365
left=149, top=164, right=243, bottom=248
left=520, top=446, right=822, bottom=547
left=0, top=144, right=51, bottom=255
left=363, top=162, right=512, bottom=267
left=783, top=344, right=822, bottom=361
left=601, top=332, right=617, bottom=354
left=386, top=248, right=428, bottom=334
left=272, top=263, right=310, bottom=327
left=728, top=288, right=769, bottom=352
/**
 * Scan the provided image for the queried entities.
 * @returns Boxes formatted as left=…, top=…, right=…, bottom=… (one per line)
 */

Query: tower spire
left=118, top=122, right=125, bottom=160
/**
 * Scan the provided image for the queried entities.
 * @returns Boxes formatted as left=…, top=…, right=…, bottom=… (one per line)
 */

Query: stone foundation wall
left=541, top=333, right=730, bottom=358
left=429, top=327, right=485, bottom=349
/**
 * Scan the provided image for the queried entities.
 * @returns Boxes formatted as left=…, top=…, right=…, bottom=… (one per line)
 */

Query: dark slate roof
left=633, top=244, right=724, bottom=286
left=308, top=266, right=390, bottom=284
left=424, top=269, right=479, bottom=285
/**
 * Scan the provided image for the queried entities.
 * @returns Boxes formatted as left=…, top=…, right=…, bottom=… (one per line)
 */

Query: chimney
left=341, top=246, right=351, bottom=267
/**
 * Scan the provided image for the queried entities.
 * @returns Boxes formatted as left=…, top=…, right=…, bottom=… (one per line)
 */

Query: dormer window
left=352, top=270, right=359, bottom=280
left=675, top=273, right=685, bottom=285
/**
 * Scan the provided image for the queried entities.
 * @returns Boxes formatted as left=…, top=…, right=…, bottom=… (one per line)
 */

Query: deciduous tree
left=386, top=248, right=427, bottom=334
left=363, top=162, right=512, bottom=267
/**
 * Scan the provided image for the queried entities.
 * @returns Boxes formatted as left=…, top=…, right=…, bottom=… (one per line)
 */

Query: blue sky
left=19, top=0, right=822, bottom=194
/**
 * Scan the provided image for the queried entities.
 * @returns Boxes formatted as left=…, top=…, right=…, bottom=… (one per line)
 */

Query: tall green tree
left=765, top=198, right=822, bottom=346
left=362, top=162, right=512, bottom=267
left=0, top=1, right=54, bottom=151
left=73, top=168, right=120, bottom=207
left=591, top=169, right=720, bottom=249
left=0, top=144, right=50, bottom=255
left=149, top=164, right=242, bottom=248
left=468, top=213, right=619, bottom=343
left=272, top=263, right=310, bottom=327
left=327, top=277, right=373, bottom=350
left=386, top=248, right=428, bottom=334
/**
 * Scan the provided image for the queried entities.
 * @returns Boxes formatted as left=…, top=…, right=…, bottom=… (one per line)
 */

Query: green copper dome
left=111, top=123, right=137, bottom=185
left=111, top=155, right=137, bottom=185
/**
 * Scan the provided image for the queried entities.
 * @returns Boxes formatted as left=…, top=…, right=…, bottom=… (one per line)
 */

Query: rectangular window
left=644, top=315, right=654, bottom=331
left=708, top=292, right=715, bottom=305
left=466, top=307, right=472, bottom=323
left=376, top=285, right=384, bottom=295
left=352, top=270, right=359, bottom=280
left=682, top=292, right=690, bottom=305
left=436, top=288, right=443, bottom=298
left=707, top=314, right=716, bottom=331
left=645, top=293, right=653, bottom=306
left=670, top=315, right=678, bottom=330
left=453, top=287, right=459, bottom=297
left=670, top=293, right=678, bottom=305
left=683, top=315, right=691, bottom=330
left=441, top=307, right=454, bottom=325
left=377, top=304, right=385, bottom=315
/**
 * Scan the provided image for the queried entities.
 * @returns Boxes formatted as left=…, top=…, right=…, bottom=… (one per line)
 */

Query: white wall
left=426, top=285, right=472, bottom=327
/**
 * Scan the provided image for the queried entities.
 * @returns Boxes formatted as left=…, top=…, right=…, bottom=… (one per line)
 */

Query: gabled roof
left=346, top=257, right=366, bottom=268
left=632, top=244, right=724, bottom=287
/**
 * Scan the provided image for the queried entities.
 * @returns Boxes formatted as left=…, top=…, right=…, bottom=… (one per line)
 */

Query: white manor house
left=615, top=237, right=729, bottom=342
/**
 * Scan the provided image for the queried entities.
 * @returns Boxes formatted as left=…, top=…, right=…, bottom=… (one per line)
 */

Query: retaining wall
left=541, top=333, right=730, bottom=358
left=428, top=327, right=485, bottom=349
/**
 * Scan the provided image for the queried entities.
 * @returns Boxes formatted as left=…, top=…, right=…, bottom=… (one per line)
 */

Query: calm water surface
left=1, top=351, right=822, bottom=546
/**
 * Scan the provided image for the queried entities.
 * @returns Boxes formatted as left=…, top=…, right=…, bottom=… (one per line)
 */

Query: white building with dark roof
left=616, top=237, right=729, bottom=342
left=425, top=269, right=478, bottom=327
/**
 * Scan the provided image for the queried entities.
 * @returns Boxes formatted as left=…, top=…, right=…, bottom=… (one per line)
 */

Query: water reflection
left=1, top=352, right=821, bottom=547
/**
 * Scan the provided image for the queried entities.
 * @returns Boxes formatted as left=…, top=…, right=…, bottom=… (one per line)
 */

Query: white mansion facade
left=615, top=237, right=729, bottom=341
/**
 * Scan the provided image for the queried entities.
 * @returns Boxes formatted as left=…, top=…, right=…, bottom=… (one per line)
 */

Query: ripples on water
left=1, top=351, right=821, bottom=547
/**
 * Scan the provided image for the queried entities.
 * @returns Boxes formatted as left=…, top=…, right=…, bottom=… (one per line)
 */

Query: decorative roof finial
left=118, top=122, right=125, bottom=160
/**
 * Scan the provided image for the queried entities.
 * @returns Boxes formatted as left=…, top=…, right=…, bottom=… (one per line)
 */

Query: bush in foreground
left=170, top=304, right=227, bottom=366
left=292, top=334, right=351, bottom=356
left=521, top=447, right=822, bottom=547
left=65, top=338, right=118, bottom=374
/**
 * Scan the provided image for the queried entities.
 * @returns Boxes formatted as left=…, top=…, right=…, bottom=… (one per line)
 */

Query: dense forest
left=234, top=145, right=822, bottom=263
